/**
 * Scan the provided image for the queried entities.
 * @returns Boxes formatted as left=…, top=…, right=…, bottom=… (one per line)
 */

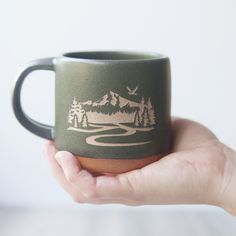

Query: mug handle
left=12, top=58, right=55, bottom=140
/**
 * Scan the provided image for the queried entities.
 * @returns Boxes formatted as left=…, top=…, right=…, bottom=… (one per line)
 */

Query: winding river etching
left=68, top=123, right=153, bottom=147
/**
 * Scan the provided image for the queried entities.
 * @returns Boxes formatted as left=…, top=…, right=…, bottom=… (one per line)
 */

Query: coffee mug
left=12, top=51, right=171, bottom=174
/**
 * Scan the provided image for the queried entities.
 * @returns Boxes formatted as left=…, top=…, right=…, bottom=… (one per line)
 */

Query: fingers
left=53, top=150, right=145, bottom=204
left=44, top=142, right=127, bottom=203
left=44, top=141, right=71, bottom=189
left=95, top=170, right=144, bottom=202
left=44, top=142, right=158, bottom=205
left=54, top=151, right=97, bottom=199
left=43, top=141, right=86, bottom=201
left=55, top=151, right=82, bottom=182
left=43, top=140, right=62, bottom=176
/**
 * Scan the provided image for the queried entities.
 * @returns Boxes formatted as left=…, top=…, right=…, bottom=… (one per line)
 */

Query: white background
left=1, top=0, right=236, bottom=207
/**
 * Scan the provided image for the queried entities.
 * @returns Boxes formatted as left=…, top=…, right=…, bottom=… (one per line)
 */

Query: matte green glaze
left=13, top=51, right=171, bottom=160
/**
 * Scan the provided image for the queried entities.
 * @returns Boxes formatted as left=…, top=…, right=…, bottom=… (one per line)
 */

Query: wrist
left=216, top=144, right=236, bottom=215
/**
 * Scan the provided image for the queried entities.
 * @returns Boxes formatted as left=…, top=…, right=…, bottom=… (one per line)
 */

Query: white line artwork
left=67, top=89, right=157, bottom=147
left=126, top=85, right=138, bottom=96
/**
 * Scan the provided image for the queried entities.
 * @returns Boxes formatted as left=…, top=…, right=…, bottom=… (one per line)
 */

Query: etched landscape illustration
left=67, top=86, right=157, bottom=147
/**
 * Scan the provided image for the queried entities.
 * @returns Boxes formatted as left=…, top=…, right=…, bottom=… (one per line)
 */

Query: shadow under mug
left=12, top=51, right=171, bottom=174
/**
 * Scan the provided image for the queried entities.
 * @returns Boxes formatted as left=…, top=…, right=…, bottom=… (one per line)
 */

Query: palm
left=44, top=118, right=227, bottom=206
left=128, top=118, right=226, bottom=205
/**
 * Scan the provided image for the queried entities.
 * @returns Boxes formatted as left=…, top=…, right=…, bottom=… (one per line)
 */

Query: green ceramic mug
left=12, top=51, right=171, bottom=174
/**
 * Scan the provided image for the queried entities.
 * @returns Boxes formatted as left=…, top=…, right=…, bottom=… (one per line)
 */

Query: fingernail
left=55, top=151, right=73, bottom=165
left=55, top=152, right=65, bottom=165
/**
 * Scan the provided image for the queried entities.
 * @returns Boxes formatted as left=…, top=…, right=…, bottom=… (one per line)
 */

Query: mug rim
left=60, top=50, right=168, bottom=63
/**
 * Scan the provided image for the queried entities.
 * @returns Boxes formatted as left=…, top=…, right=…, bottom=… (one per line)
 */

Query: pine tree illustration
left=73, top=116, right=79, bottom=127
left=147, top=97, right=156, bottom=125
left=68, top=98, right=86, bottom=128
left=81, top=113, right=88, bottom=128
left=141, top=96, right=145, bottom=104
left=141, top=107, right=151, bottom=127
left=139, top=96, right=145, bottom=117
left=68, top=97, right=81, bottom=128
left=134, top=109, right=141, bottom=127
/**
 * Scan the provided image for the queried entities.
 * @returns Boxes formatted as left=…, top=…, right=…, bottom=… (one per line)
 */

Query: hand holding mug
left=44, top=118, right=236, bottom=215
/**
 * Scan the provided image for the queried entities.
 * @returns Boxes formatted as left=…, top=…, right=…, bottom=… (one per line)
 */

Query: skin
left=44, top=118, right=236, bottom=215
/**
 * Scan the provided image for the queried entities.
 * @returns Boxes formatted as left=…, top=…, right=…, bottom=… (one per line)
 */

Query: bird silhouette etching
left=126, top=86, right=138, bottom=96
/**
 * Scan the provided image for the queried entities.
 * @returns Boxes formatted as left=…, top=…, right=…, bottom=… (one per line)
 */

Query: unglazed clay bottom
left=76, top=154, right=165, bottom=175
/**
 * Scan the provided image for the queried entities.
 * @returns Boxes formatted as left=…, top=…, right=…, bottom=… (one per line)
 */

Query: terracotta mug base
left=76, top=154, right=165, bottom=176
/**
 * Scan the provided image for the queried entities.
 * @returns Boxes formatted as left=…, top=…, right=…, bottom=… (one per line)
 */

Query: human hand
left=44, top=118, right=236, bottom=215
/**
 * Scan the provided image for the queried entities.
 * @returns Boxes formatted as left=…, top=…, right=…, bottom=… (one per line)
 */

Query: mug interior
left=63, top=51, right=165, bottom=61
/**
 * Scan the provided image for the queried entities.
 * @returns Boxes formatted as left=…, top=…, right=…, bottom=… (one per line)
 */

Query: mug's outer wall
left=54, top=57, right=171, bottom=159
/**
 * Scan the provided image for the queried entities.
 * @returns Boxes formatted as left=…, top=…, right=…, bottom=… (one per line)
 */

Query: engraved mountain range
left=81, top=90, right=143, bottom=114
left=67, top=90, right=157, bottom=147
